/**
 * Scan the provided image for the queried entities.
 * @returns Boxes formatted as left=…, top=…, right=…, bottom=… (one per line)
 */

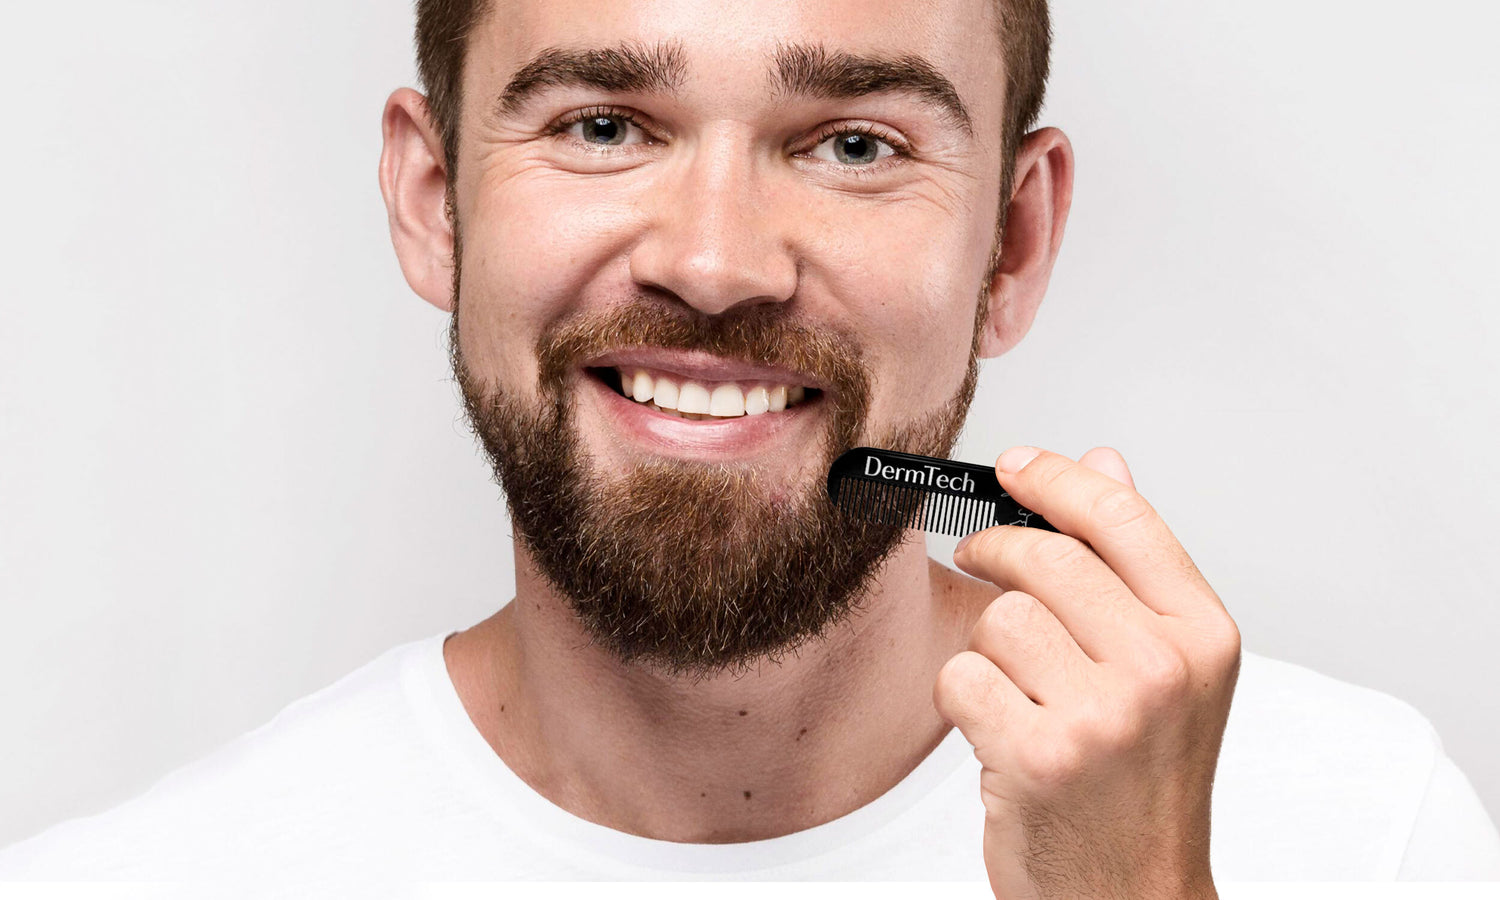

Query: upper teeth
left=617, top=368, right=808, bottom=419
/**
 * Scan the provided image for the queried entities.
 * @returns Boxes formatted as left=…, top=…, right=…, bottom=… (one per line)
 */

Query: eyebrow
left=769, top=42, right=974, bottom=136
left=495, top=41, right=688, bottom=120
left=494, top=39, right=974, bottom=137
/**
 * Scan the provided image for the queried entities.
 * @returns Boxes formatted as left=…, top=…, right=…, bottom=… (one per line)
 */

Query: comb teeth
left=834, top=478, right=1001, bottom=537
left=827, top=446, right=1059, bottom=536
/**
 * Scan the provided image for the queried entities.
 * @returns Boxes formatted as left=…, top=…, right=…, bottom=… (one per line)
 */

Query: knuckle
left=1219, top=614, right=1243, bottom=654
left=978, top=769, right=1011, bottom=822
left=1205, top=615, right=1243, bottom=673
left=977, top=590, right=1038, bottom=636
left=1034, top=455, right=1071, bottom=490
left=933, top=651, right=999, bottom=716
left=1089, top=487, right=1155, bottom=532
left=1018, top=735, right=1087, bottom=788
left=1179, top=611, right=1242, bottom=675
left=1020, top=534, right=1086, bottom=577
left=1132, top=640, right=1193, bottom=701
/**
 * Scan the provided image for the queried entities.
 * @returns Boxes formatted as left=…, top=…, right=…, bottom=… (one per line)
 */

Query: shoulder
left=1212, top=649, right=1443, bottom=879
left=0, top=635, right=451, bottom=881
left=1230, top=649, right=1437, bottom=737
left=1224, top=649, right=1440, bottom=776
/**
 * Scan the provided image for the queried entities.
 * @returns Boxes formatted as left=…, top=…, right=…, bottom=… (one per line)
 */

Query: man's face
left=448, top=0, right=1009, bottom=675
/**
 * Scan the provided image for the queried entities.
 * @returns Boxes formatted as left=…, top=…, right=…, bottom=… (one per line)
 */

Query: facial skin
left=384, top=0, right=1068, bottom=673
left=451, top=1, right=1011, bottom=676
left=449, top=298, right=977, bottom=675
left=382, top=0, right=1073, bottom=843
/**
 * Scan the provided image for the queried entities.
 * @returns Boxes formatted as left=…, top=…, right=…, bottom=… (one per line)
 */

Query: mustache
left=536, top=301, right=874, bottom=460
left=534, top=301, right=871, bottom=404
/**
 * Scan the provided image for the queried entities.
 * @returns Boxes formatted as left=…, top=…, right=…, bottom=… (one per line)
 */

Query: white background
left=1, top=0, right=1496, bottom=849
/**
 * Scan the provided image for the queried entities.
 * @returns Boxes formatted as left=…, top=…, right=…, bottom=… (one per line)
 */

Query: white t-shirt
left=2, top=632, right=1498, bottom=884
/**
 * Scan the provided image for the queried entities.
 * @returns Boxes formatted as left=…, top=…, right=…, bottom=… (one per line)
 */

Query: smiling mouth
left=586, top=366, right=823, bottom=421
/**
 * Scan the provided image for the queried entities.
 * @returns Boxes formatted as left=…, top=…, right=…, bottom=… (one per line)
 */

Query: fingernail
left=954, top=531, right=975, bottom=555
left=997, top=446, right=1042, bottom=474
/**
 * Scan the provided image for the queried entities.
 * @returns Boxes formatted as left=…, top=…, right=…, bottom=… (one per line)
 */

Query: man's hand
left=933, top=446, right=1240, bottom=900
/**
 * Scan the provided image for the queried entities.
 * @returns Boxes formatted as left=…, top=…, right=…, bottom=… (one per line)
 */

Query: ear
left=977, top=127, right=1075, bottom=358
left=379, top=87, right=456, bottom=312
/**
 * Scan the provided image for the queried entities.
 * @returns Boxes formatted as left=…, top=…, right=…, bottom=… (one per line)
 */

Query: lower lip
left=580, top=371, right=824, bottom=459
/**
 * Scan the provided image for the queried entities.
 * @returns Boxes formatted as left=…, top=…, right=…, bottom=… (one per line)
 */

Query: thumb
left=1078, top=446, right=1135, bottom=489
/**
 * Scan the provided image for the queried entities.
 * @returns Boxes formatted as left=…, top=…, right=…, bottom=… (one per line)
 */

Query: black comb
left=827, top=447, right=1058, bottom=537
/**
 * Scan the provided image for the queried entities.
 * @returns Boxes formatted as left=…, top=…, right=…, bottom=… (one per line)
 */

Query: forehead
left=471, top=0, right=1004, bottom=129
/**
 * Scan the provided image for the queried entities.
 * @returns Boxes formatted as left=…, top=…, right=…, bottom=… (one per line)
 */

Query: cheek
left=802, top=203, right=982, bottom=424
left=457, top=165, right=645, bottom=386
left=865, top=300, right=977, bottom=429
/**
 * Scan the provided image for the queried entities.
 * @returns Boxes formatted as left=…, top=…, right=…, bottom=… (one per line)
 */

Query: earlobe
left=379, top=87, right=457, bottom=312
left=977, top=127, right=1075, bottom=359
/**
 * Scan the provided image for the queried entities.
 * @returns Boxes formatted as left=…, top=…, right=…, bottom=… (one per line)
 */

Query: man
left=3, top=0, right=1498, bottom=891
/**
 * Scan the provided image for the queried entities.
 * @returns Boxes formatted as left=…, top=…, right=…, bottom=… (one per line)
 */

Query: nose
left=628, top=140, right=798, bottom=316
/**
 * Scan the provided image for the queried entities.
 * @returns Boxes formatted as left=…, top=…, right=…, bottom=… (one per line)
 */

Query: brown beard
left=450, top=287, right=984, bottom=678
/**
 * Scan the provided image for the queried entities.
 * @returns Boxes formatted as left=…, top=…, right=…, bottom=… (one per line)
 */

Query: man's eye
left=808, top=131, right=899, bottom=166
left=560, top=112, right=648, bottom=147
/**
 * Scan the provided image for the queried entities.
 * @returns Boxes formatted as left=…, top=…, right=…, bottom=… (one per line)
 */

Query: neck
left=443, top=535, right=993, bottom=843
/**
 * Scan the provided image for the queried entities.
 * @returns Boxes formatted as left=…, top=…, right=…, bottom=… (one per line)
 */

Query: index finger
left=989, top=447, right=1222, bottom=619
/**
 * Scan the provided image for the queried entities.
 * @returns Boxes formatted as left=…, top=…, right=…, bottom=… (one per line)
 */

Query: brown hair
left=414, top=0, right=1050, bottom=239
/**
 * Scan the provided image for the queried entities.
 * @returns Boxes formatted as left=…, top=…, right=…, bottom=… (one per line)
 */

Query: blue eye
left=577, top=115, right=626, bottom=145
left=556, top=108, right=650, bottom=147
left=809, top=129, right=900, bottom=166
